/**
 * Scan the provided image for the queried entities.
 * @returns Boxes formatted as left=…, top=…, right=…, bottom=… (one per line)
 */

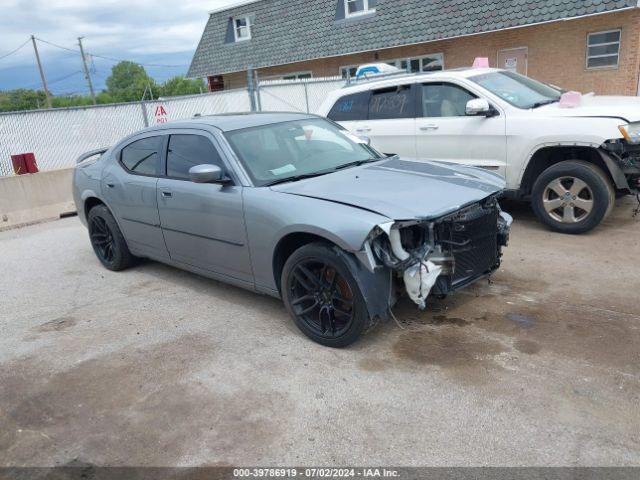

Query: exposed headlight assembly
left=619, top=123, right=640, bottom=144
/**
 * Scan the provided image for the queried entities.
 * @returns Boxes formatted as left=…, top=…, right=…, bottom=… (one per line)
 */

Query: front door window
left=421, top=83, right=476, bottom=118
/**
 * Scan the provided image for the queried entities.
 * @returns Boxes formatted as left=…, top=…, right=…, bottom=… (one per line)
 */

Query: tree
left=105, top=61, right=157, bottom=102
left=0, top=89, right=48, bottom=112
left=0, top=65, right=208, bottom=113
left=159, top=76, right=205, bottom=97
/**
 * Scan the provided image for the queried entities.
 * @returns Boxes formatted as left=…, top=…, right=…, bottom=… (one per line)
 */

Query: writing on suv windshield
left=225, top=118, right=382, bottom=186
left=470, top=71, right=561, bottom=109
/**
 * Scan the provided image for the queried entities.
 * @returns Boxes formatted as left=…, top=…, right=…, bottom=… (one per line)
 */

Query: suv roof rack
left=343, top=69, right=453, bottom=88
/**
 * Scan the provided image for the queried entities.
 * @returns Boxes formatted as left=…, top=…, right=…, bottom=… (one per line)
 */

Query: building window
left=345, top=0, right=375, bottom=18
left=233, top=16, right=251, bottom=42
left=386, top=54, right=445, bottom=73
left=340, top=65, right=359, bottom=79
left=281, top=71, right=313, bottom=81
left=586, top=29, right=621, bottom=69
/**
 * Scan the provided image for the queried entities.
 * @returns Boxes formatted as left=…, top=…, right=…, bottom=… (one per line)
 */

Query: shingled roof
left=188, top=0, right=638, bottom=78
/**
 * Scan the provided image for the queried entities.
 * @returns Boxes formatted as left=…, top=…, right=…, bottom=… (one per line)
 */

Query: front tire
left=531, top=160, right=614, bottom=234
left=281, top=243, right=371, bottom=348
left=87, top=204, right=135, bottom=271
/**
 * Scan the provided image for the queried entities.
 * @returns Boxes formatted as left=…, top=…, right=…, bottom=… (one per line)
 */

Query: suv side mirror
left=466, top=98, right=493, bottom=117
left=189, top=164, right=225, bottom=184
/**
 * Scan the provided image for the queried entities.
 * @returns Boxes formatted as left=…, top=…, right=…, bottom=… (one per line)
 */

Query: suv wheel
left=531, top=160, right=614, bottom=234
left=281, top=243, right=371, bottom=348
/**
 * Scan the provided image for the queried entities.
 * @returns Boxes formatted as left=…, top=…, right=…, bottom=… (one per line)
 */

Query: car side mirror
left=466, top=98, right=493, bottom=117
left=189, top=164, right=225, bottom=184
left=358, top=135, right=372, bottom=146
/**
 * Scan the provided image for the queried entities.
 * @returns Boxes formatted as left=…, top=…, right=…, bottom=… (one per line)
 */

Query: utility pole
left=78, top=37, right=96, bottom=105
left=31, top=35, right=52, bottom=109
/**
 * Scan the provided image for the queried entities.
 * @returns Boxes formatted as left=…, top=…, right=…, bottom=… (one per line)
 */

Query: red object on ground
left=11, top=154, right=27, bottom=175
left=10, top=153, right=39, bottom=174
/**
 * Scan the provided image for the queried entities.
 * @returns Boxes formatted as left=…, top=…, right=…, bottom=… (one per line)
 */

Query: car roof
left=338, top=67, right=502, bottom=93
left=144, top=111, right=318, bottom=133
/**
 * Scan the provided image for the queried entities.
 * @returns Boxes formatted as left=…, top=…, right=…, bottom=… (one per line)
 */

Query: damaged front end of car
left=358, top=194, right=512, bottom=311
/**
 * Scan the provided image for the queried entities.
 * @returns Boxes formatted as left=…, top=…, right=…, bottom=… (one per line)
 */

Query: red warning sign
left=155, top=105, right=168, bottom=124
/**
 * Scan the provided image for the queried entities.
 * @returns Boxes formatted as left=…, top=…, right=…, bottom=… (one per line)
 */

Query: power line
left=35, top=36, right=188, bottom=68
left=0, top=38, right=31, bottom=61
left=34, top=37, right=77, bottom=53
left=85, top=52, right=187, bottom=68
left=22, top=70, right=82, bottom=90
left=49, top=70, right=83, bottom=86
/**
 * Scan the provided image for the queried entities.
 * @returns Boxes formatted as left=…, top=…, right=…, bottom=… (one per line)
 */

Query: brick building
left=188, top=0, right=640, bottom=96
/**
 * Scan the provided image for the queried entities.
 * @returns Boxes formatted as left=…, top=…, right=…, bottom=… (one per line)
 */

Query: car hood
left=540, top=95, right=640, bottom=123
left=271, top=158, right=506, bottom=220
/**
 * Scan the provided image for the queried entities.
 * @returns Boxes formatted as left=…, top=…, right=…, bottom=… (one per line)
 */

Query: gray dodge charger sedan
left=73, top=112, right=511, bottom=347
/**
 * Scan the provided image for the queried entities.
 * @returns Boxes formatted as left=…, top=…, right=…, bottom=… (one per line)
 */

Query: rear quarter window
left=120, top=136, right=163, bottom=176
left=327, top=92, right=370, bottom=121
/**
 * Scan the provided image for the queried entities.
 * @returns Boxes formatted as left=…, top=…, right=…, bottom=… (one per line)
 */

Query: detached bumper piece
left=369, top=195, right=511, bottom=309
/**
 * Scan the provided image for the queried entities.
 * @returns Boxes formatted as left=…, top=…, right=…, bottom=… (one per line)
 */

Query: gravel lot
left=1, top=198, right=639, bottom=467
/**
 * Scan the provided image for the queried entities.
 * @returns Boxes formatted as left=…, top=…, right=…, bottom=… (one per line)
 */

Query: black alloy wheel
left=90, top=215, right=115, bottom=264
left=87, top=204, right=135, bottom=271
left=288, top=259, right=355, bottom=338
left=281, top=243, right=371, bottom=348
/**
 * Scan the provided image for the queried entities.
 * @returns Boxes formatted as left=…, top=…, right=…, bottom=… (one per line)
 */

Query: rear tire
left=531, top=160, right=614, bottom=234
left=87, top=204, right=135, bottom=271
left=281, top=243, right=371, bottom=348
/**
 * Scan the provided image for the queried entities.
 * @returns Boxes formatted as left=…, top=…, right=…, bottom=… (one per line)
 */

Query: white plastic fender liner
left=388, top=226, right=410, bottom=261
left=403, top=260, right=443, bottom=310
left=388, top=224, right=443, bottom=309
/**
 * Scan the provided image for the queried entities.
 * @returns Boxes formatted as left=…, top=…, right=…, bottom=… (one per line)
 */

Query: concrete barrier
left=0, top=168, right=76, bottom=230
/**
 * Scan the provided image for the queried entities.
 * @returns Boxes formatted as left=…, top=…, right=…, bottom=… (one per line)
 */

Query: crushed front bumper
left=362, top=195, right=511, bottom=310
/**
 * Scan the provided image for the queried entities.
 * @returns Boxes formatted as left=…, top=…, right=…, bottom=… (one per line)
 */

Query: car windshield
left=470, top=71, right=562, bottom=109
left=224, top=118, right=382, bottom=186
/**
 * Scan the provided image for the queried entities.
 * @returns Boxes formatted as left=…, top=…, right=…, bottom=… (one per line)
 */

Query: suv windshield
left=224, top=118, right=382, bottom=186
left=470, top=71, right=561, bottom=109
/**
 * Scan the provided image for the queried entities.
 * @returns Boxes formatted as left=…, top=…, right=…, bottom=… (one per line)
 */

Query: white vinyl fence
left=0, top=76, right=346, bottom=176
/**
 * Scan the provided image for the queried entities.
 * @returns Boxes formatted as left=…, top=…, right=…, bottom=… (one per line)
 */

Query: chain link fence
left=0, top=77, right=346, bottom=177
left=256, top=76, right=344, bottom=114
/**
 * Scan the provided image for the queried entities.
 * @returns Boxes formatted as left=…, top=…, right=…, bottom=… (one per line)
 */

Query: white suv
left=317, top=68, right=640, bottom=234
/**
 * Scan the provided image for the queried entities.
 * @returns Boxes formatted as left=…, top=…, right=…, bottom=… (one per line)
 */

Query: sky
left=0, top=0, right=241, bottom=95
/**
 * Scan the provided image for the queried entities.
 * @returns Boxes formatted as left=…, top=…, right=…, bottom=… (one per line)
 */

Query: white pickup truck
left=317, top=68, right=640, bottom=234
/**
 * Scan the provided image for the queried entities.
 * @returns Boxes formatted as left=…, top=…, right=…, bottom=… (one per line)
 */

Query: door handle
left=106, top=183, right=115, bottom=188
left=420, top=124, right=439, bottom=131
left=161, top=191, right=173, bottom=198
left=355, top=127, right=372, bottom=133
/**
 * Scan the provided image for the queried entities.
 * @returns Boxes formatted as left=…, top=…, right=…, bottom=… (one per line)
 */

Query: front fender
left=508, top=115, right=623, bottom=188
left=243, top=188, right=389, bottom=293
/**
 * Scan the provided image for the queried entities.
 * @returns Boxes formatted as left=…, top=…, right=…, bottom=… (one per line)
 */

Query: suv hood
left=271, top=158, right=505, bottom=220
left=541, top=95, right=640, bottom=123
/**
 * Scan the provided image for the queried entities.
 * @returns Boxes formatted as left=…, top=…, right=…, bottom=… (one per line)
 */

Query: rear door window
left=368, top=84, right=415, bottom=120
left=166, top=134, right=223, bottom=180
left=120, top=136, right=163, bottom=176
left=327, top=92, right=370, bottom=121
